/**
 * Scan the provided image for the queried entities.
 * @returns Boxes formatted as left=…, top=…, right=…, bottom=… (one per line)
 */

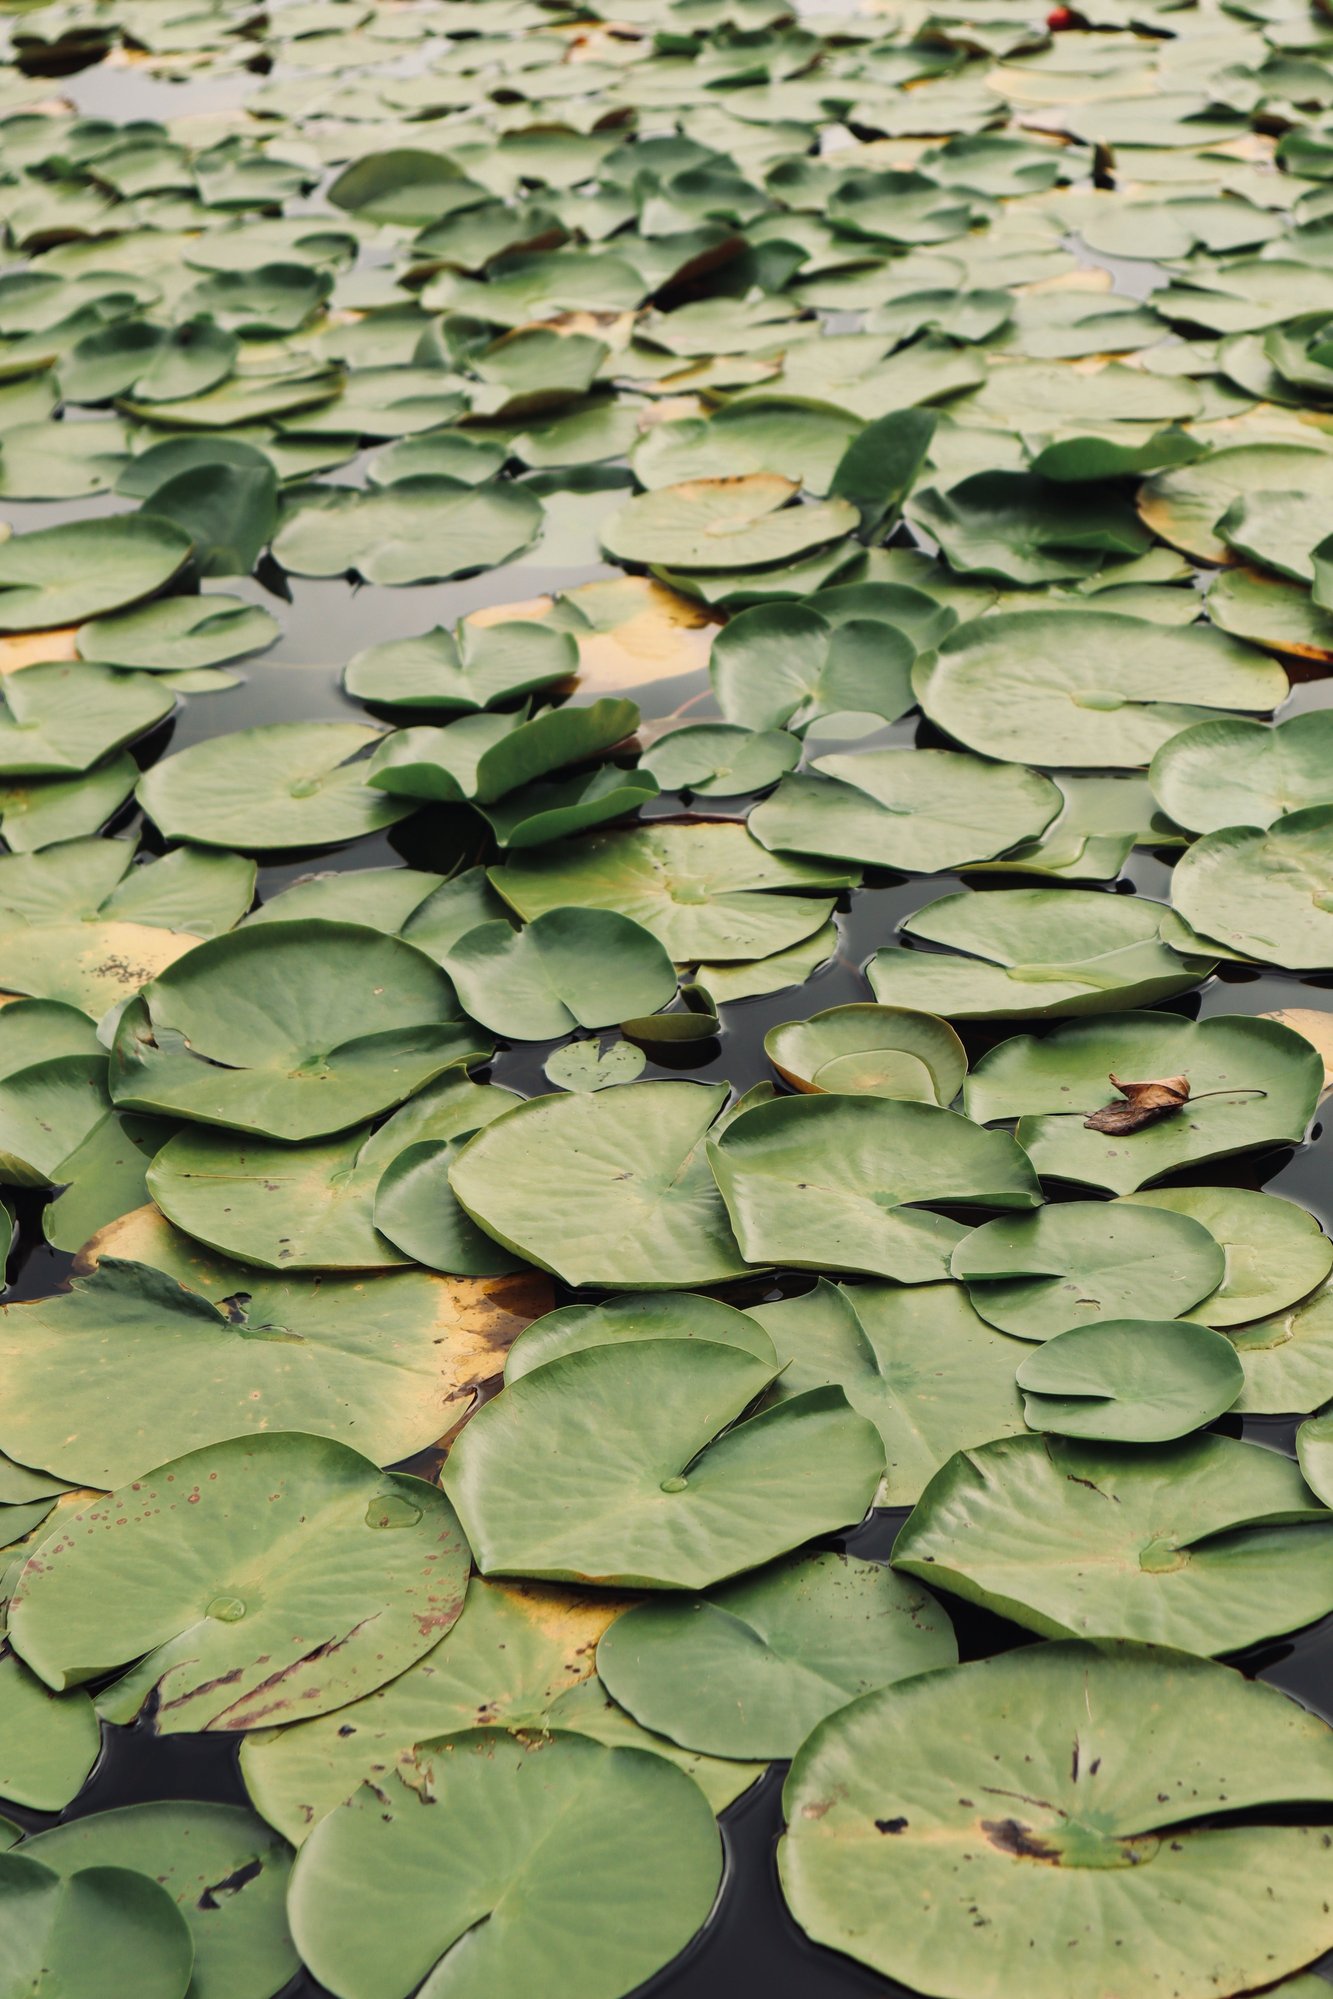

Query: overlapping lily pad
left=1015, top=1320, right=1245, bottom=1441
left=1170, top=807, right=1333, bottom=970
left=764, top=1005, right=966, bottom=1103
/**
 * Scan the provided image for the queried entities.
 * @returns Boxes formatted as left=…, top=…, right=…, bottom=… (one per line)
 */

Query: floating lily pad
left=0, top=998, right=109, bottom=1187
left=542, top=1037, right=647, bottom=1092
left=0, top=517, right=193, bottom=631
left=0, top=662, right=173, bottom=777
left=445, top=907, right=675, bottom=1040
left=1228, top=1280, right=1333, bottom=1415
left=1016, top=1319, right=1245, bottom=1442
left=492, top=823, right=849, bottom=964
left=765, top=1004, right=966, bottom=1104
left=442, top=1335, right=881, bottom=1589
left=920, top=612, right=1287, bottom=770
left=343, top=620, right=576, bottom=715
left=640, top=723, right=798, bottom=797
left=780, top=1641, right=1333, bottom=1999
left=709, top=1094, right=1040, bottom=1283
left=0, top=1648, right=98, bottom=1810
left=1298, top=1413, right=1333, bottom=1507
left=8, top=1433, right=471, bottom=1731
left=111, top=920, right=484, bottom=1142
left=365, top=698, right=638, bottom=807
left=750, top=752, right=1061, bottom=873
left=22, top=1799, right=298, bottom=1999
left=505, top=1291, right=774, bottom=1384
left=1120, top=1186, right=1333, bottom=1329
left=868, top=888, right=1210, bottom=1020
left=273, top=477, right=542, bottom=585
left=137, top=723, right=413, bottom=853
left=480, top=765, right=659, bottom=850
left=709, top=603, right=917, bottom=732
left=965, top=1012, right=1322, bottom=1194
left=289, top=1727, right=721, bottom=1999
left=1150, top=714, right=1333, bottom=834
left=451, top=1081, right=748, bottom=1288
left=894, top=1431, right=1333, bottom=1653
left=0, top=1852, right=194, bottom=1999
left=949, top=1203, right=1225, bottom=1340
left=1170, top=806, right=1333, bottom=970
left=602, top=474, right=858, bottom=571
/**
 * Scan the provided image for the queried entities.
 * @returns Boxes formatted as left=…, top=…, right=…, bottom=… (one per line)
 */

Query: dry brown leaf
left=1083, top=1072, right=1190, bottom=1133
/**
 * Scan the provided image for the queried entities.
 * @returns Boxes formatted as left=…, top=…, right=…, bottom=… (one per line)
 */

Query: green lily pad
left=8, top=1432, right=470, bottom=1731
left=481, top=766, right=660, bottom=849
left=0, top=1853, right=194, bottom=1999
left=780, top=1641, right=1333, bottom=1999
left=1150, top=714, right=1333, bottom=834
left=505, top=1291, right=773, bottom=1385
left=491, top=823, right=849, bottom=964
left=22, top=1800, right=298, bottom=1999
left=0, top=662, right=173, bottom=777
left=110, top=919, right=485, bottom=1141
left=965, top=1011, right=1323, bottom=1194
left=137, top=723, right=412, bottom=853
left=0, top=754, right=137, bottom=852
left=365, top=698, right=638, bottom=806
left=1297, top=1412, right=1333, bottom=1507
left=907, top=471, right=1150, bottom=586
left=1015, top=1318, right=1246, bottom=1442
left=633, top=400, right=861, bottom=496
left=640, top=723, right=798, bottom=797
left=765, top=1004, right=966, bottom=1104
left=442, top=1335, right=881, bottom=1589
left=1138, top=443, right=1333, bottom=563
left=0, top=1648, right=98, bottom=1810
left=445, top=907, right=675, bottom=1040
left=146, top=1071, right=521, bottom=1270
left=288, top=1727, right=721, bottom=1999
left=272, top=477, right=542, bottom=585
left=542, top=1037, right=647, bottom=1091
left=708, top=1094, right=1040, bottom=1282
left=749, top=753, right=1062, bottom=872
left=602, top=474, right=858, bottom=571
left=894, top=1430, right=1333, bottom=1653
left=1206, top=565, right=1333, bottom=662
left=949, top=1203, right=1225, bottom=1341
left=0, top=998, right=109, bottom=1187
left=1227, top=1279, right=1333, bottom=1414
left=344, top=620, right=576, bottom=715
left=919, top=612, right=1287, bottom=769
left=1120, top=1186, right=1333, bottom=1329
left=709, top=603, right=917, bottom=732
left=1170, top=806, right=1333, bottom=970
left=450, top=1081, right=748, bottom=1288
left=371, top=1136, right=528, bottom=1277
left=0, top=516, right=193, bottom=630
left=868, top=888, right=1210, bottom=1020
left=598, top=1551, right=955, bottom=1761
left=0, top=416, right=130, bottom=500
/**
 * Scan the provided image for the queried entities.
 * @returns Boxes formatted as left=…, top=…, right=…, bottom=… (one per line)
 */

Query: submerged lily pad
left=781, top=1641, right=1333, bottom=1999
left=8, top=1432, right=471, bottom=1732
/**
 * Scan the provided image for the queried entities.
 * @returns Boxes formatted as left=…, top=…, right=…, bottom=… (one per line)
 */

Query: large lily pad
left=1170, top=806, right=1333, bottom=970
left=1120, top=1186, right=1333, bottom=1329
left=0, top=516, right=193, bottom=630
left=491, top=823, right=849, bottom=964
left=949, top=1202, right=1225, bottom=1340
left=1150, top=714, right=1333, bottom=834
left=0, top=1852, right=194, bottom=1999
left=8, top=1433, right=471, bottom=1731
left=868, top=888, right=1210, bottom=1019
left=110, top=920, right=484, bottom=1142
left=965, top=1012, right=1323, bottom=1193
left=442, top=1335, right=881, bottom=1589
left=137, top=724, right=413, bottom=853
left=0, top=661, right=173, bottom=777
left=602, top=474, right=857, bottom=570
left=919, top=612, right=1287, bottom=769
left=288, top=1727, right=721, bottom=1999
left=272, top=477, right=542, bottom=585
left=708, top=1094, right=1040, bottom=1282
left=780, top=1641, right=1333, bottom=1999
left=450, top=1081, right=748, bottom=1288
left=894, top=1431, right=1333, bottom=1653
left=598, top=1552, right=955, bottom=1760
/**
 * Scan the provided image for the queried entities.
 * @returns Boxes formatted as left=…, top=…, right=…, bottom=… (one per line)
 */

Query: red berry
left=1047, top=5, right=1074, bottom=22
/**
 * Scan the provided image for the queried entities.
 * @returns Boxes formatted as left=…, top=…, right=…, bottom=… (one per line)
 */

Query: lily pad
left=0, top=516, right=193, bottom=631
left=750, top=753, right=1061, bottom=873
left=598, top=1551, right=955, bottom=1761
left=111, top=920, right=484, bottom=1142
left=894, top=1430, right=1333, bottom=1653
left=640, top=723, right=798, bottom=797
left=602, top=475, right=858, bottom=571
left=542, top=1037, right=647, bottom=1091
left=780, top=1641, right=1333, bottom=1999
left=919, top=612, right=1287, bottom=769
left=0, top=1852, right=194, bottom=1999
left=8, top=1432, right=471, bottom=1731
left=1120, top=1186, right=1333, bottom=1329
left=0, top=755, right=137, bottom=853
left=1297, top=1413, right=1333, bottom=1507
left=709, top=603, right=917, bottom=732
left=451, top=1081, right=748, bottom=1288
left=765, top=1004, right=966, bottom=1104
left=1170, top=806, right=1333, bottom=971
left=445, top=907, right=675, bottom=1041
left=344, top=620, right=576, bottom=715
left=0, top=1648, right=98, bottom=1810
left=272, top=477, right=542, bottom=585
left=949, top=1203, right=1225, bottom=1340
left=442, top=1335, right=881, bottom=1589
left=1150, top=714, right=1333, bottom=834
left=1015, top=1317, right=1245, bottom=1442
left=137, top=723, right=413, bottom=853
left=288, top=1727, right=722, bottom=1999
left=365, top=698, right=638, bottom=807
left=1227, top=1280, right=1333, bottom=1415
left=708, top=1094, right=1040, bottom=1283
left=965, top=1012, right=1323, bottom=1194
left=868, top=888, right=1210, bottom=1019
left=0, top=662, right=173, bottom=777
left=491, top=823, right=849, bottom=964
